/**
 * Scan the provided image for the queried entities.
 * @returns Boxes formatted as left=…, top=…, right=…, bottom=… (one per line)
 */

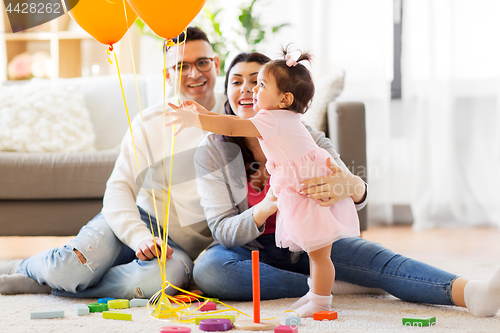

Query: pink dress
left=249, top=109, right=360, bottom=252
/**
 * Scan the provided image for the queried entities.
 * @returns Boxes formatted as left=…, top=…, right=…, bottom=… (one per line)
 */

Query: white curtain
left=260, top=0, right=394, bottom=225
left=402, top=0, right=500, bottom=228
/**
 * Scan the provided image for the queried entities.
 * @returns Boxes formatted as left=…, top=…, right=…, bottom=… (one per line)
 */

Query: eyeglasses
left=170, top=58, right=214, bottom=76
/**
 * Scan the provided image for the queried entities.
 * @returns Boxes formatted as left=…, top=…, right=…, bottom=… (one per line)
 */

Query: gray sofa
left=327, top=101, right=368, bottom=231
left=0, top=76, right=367, bottom=236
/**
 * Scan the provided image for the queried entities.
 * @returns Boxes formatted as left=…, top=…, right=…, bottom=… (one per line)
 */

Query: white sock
left=0, top=260, right=22, bottom=275
left=290, top=277, right=313, bottom=310
left=290, top=277, right=386, bottom=310
left=332, top=280, right=386, bottom=295
left=464, top=267, right=500, bottom=317
left=296, top=291, right=332, bottom=318
left=0, top=273, right=52, bottom=295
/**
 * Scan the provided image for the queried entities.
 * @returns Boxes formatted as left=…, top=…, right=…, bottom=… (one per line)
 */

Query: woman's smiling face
left=226, top=61, right=263, bottom=119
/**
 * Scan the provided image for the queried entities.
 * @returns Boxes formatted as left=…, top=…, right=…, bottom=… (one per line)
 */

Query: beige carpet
left=1, top=258, right=499, bottom=333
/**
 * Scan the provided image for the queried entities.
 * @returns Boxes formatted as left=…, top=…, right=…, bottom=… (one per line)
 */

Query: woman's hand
left=136, top=237, right=173, bottom=261
left=165, top=102, right=200, bottom=136
left=252, top=187, right=277, bottom=228
left=299, top=158, right=366, bottom=207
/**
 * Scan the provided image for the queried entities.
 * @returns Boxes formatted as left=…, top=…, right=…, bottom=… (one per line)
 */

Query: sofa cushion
left=0, top=149, right=118, bottom=200
left=0, top=80, right=95, bottom=152
left=301, top=71, right=345, bottom=132
left=59, top=75, right=148, bottom=151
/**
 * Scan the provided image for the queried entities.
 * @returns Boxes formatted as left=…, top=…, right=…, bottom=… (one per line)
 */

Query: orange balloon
left=68, top=0, right=138, bottom=46
left=127, top=0, right=206, bottom=40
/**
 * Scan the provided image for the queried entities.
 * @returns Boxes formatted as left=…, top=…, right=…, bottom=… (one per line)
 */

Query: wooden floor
left=363, top=225, right=500, bottom=262
left=0, top=225, right=499, bottom=262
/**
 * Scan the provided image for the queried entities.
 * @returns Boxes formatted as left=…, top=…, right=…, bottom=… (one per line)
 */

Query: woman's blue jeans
left=16, top=207, right=192, bottom=299
left=193, top=234, right=458, bottom=305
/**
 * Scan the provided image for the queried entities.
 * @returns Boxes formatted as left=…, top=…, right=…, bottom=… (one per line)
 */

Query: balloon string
left=160, top=40, right=172, bottom=279
left=111, top=50, right=146, bottom=196
left=119, top=0, right=164, bottom=275
left=174, top=29, right=187, bottom=101
left=106, top=45, right=113, bottom=64
left=156, top=33, right=189, bottom=287
left=146, top=281, right=286, bottom=322
left=110, top=26, right=160, bottom=281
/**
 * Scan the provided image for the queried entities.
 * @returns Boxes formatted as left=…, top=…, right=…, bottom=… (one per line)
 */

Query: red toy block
left=313, top=311, right=338, bottom=321
left=198, top=301, right=217, bottom=312
left=274, top=325, right=298, bottom=333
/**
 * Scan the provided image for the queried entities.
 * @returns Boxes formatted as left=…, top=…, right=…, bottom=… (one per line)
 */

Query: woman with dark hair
left=191, top=52, right=500, bottom=317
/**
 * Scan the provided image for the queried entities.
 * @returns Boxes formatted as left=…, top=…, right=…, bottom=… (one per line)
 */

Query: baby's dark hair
left=261, top=48, right=315, bottom=114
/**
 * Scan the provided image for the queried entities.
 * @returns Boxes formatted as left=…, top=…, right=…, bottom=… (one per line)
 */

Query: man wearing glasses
left=165, top=35, right=220, bottom=111
left=1, top=27, right=225, bottom=299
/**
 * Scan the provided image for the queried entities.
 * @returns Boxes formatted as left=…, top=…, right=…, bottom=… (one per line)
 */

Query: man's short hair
left=171, top=26, right=211, bottom=44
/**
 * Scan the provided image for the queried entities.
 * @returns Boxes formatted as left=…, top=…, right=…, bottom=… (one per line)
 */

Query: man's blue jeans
left=17, top=207, right=192, bottom=299
left=193, top=234, right=458, bottom=305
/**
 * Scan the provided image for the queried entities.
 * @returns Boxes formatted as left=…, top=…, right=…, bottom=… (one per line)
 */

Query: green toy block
left=30, top=309, right=64, bottom=319
left=103, top=310, right=132, bottom=321
left=402, top=317, right=436, bottom=327
left=88, top=303, right=108, bottom=313
left=195, top=314, right=235, bottom=324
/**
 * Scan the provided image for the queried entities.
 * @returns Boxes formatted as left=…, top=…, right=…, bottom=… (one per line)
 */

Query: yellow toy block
left=102, top=310, right=132, bottom=321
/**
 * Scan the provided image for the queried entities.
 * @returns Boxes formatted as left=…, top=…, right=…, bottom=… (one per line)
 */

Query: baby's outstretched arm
left=165, top=102, right=260, bottom=137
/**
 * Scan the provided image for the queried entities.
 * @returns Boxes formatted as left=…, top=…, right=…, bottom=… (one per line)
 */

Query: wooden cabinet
left=3, top=9, right=94, bottom=79
left=3, top=8, right=141, bottom=80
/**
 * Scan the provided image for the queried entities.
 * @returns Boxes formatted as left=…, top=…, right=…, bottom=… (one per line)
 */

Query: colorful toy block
left=197, top=301, right=217, bottom=312
left=232, top=251, right=279, bottom=331
left=30, top=309, right=64, bottom=319
left=402, top=317, right=436, bottom=327
left=199, top=318, right=232, bottom=332
left=173, top=291, right=203, bottom=303
left=159, top=327, right=191, bottom=333
left=285, top=315, right=301, bottom=326
left=88, top=303, right=108, bottom=313
left=129, top=298, right=149, bottom=307
left=103, top=310, right=132, bottom=321
left=97, top=297, right=114, bottom=304
left=74, top=304, right=90, bottom=316
left=313, top=311, right=338, bottom=321
left=108, top=299, right=130, bottom=309
left=274, top=325, right=298, bottom=333
left=201, top=297, right=219, bottom=303
left=194, top=315, right=235, bottom=325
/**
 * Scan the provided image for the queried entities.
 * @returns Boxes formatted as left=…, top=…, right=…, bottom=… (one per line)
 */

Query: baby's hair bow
left=285, top=54, right=298, bottom=67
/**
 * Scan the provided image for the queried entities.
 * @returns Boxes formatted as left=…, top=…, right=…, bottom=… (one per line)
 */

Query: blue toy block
left=129, top=298, right=149, bottom=307
left=97, top=297, right=114, bottom=304
left=285, top=315, right=301, bottom=326
left=74, top=304, right=90, bottom=316
left=30, top=309, right=64, bottom=319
